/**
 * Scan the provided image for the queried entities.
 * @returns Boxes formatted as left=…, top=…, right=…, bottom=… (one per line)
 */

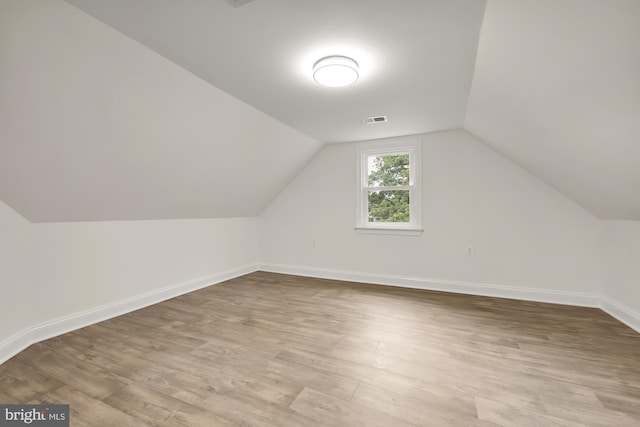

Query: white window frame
left=356, top=136, right=423, bottom=236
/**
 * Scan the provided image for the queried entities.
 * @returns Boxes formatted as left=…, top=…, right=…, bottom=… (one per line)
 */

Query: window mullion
left=364, top=185, right=411, bottom=192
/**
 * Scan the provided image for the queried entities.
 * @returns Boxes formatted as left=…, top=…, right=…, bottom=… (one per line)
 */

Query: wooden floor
left=1, top=272, right=639, bottom=426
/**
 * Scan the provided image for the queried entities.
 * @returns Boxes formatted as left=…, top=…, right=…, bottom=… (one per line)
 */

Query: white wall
left=603, top=221, right=640, bottom=326
left=260, top=130, right=603, bottom=297
left=0, top=201, right=33, bottom=342
left=30, top=218, right=259, bottom=326
left=0, top=212, right=260, bottom=363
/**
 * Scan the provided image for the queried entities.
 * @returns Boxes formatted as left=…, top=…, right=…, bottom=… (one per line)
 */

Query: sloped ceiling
left=0, top=0, right=321, bottom=222
left=63, top=0, right=487, bottom=144
left=465, top=0, right=640, bottom=220
left=1, top=0, right=638, bottom=222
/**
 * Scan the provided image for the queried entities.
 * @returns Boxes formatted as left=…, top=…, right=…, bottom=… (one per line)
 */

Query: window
left=356, top=136, right=422, bottom=235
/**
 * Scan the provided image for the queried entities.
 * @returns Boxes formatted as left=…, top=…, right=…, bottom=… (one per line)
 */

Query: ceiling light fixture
left=313, top=56, right=359, bottom=87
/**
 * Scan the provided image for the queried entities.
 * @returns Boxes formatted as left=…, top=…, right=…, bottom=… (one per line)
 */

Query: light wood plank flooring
left=1, top=271, right=639, bottom=426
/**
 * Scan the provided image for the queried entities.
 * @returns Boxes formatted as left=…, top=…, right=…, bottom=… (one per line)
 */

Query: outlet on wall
left=465, top=244, right=474, bottom=256
left=312, top=239, right=319, bottom=248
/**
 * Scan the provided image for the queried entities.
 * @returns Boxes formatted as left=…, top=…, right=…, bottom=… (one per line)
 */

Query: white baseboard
left=3, top=263, right=639, bottom=365
left=0, top=264, right=259, bottom=365
left=259, top=263, right=601, bottom=308
left=601, top=297, right=640, bottom=334
left=260, top=263, right=640, bottom=333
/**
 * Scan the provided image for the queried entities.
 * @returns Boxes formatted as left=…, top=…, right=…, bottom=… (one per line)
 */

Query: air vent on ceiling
left=229, top=0, right=256, bottom=7
left=361, top=116, right=388, bottom=124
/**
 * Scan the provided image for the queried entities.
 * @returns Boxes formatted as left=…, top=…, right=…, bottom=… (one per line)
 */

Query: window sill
left=355, top=227, right=423, bottom=236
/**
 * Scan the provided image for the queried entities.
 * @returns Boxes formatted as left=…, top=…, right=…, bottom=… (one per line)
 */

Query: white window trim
left=355, top=136, right=423, bottom=236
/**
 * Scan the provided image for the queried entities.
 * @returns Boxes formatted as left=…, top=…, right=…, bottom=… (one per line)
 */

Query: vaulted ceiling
left=1, top=0, right=638, bottom=221
left=466, top=0, right=640, bottom=220
left=0, top=0, right=321, bottom=222
left=64, top=0, right=487, bottom=143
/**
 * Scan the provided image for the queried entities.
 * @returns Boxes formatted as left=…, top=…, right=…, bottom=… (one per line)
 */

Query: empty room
left=1, top=0, right=639, bottom=425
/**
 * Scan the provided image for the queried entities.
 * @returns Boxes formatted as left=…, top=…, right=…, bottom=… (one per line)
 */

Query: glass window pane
left=367, top=190, right=410, bottom=223
left=367, top=154, right=410, bottom=187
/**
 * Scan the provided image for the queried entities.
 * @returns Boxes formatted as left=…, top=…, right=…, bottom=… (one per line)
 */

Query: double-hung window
left=356, top=136, right=422, bottom=235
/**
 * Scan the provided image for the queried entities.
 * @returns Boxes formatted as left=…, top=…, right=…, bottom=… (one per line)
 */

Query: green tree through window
left=367, top=154, right=410, bottom=222
left=357, top=137, right=421, bottom=234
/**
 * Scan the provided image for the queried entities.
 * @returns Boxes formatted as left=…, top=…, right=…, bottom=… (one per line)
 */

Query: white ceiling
left=0, top=0, right=320, bottom=222
left=1, top=0, right=638, bottom=222
left=465, top=0, right=640, bottom=220
left=64, top=0, right=487, bottom=144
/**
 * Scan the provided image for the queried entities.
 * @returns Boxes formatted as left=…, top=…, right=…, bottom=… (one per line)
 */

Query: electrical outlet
left=312, top=239, right=319, bottom=248
left=465, top=244, right=474, bottom=256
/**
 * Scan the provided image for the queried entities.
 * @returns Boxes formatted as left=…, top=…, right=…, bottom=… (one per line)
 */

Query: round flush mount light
left=313, top=56, right=359, bottom=87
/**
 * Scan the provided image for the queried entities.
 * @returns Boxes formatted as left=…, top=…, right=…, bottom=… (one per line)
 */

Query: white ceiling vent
left=229, top=0, right=256, bottom=7
left=361, top=116, right=388, bottom=124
